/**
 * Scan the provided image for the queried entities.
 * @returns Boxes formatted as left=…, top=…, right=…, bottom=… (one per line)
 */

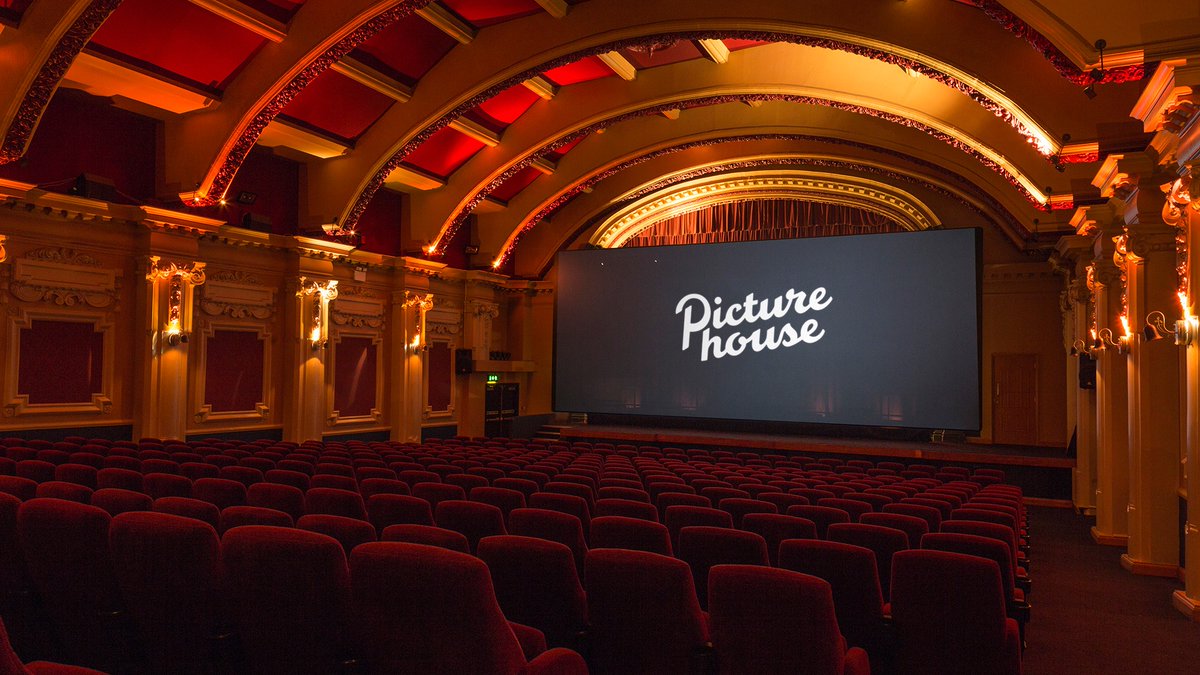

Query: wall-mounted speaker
left=1078, top=355, right=1096, bottom=389
left=455, top=348, right=474, bottom=374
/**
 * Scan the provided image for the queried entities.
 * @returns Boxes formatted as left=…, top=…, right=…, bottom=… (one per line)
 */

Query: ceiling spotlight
left=235, top=190, right=257, bottom=205
left=1083, top=84, right=1098, bottom=99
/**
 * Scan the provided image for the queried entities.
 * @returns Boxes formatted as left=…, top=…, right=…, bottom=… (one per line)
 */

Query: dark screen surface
left=554, top=228, right=981, bottom=431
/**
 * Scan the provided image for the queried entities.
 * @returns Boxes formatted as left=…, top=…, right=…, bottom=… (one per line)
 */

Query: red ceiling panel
left=489, top=166, right=541, bottom=203
left=546, top=134, right=586, bottom=159
left=467, top=84, right=541, bottom=131
left=403, top=127, right=487, bottom=178
left=89, top=0, right=266, bottom=90
left=543, top=56, right=614, bottom=86
left=279, top=70, right=394, bottom=141
left=724, top=39, right=769, bottom=52
left=442, top=0, right=542, bottom=28
left=353, top=13, right=457, bottom=85
left=620, top=41, right=702, bottom=70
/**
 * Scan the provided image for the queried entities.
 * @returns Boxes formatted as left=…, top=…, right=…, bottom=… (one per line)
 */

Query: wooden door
left=993, top=354, right=1038, bottom=445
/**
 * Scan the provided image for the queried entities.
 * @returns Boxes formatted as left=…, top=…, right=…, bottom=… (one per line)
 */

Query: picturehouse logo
left=675, top=287, right=832, bottom=362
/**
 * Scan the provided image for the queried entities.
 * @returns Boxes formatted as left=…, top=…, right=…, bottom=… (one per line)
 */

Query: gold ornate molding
left=199, top=270, right=275, bottom=320
left=9, top=247, right=121, bottom=309
left=591, top=169, right=941, bottom=249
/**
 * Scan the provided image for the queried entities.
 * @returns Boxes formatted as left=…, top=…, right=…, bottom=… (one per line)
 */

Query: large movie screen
left=554, top=228, right=981, bottom=431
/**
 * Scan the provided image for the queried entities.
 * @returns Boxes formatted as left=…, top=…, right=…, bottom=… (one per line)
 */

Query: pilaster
left=138, top=254, right=206, bottom=441
left=1055, top=235, right=1097, bottom=512
left=1120, top=185, right=1183, bottom=575
left=287, top=275, right=337, bottom=442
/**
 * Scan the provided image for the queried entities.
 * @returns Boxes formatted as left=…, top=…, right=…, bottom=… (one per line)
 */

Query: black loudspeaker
left=455, top=349, right=474, bottom=374
left=1078, top=355, right=1096, bottom=389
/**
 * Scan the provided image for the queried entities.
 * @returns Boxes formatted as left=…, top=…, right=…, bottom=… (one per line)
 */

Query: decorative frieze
left=8, top=247, right=121, bottom=309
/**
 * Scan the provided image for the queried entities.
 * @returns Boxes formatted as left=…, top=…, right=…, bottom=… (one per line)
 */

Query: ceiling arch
left=588, top=168, right=942, bottom=250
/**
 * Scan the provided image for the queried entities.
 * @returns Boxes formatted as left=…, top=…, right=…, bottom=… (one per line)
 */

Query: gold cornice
left=590, top=168, right=941, bottom=249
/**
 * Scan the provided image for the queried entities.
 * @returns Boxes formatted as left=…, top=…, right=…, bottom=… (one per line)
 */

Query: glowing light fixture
left=146, top=256, right=206, bottom=349
left=1145, top=292, right=1198, bottom=346
left=403, top=292, right=434, bottom=353
left=298, top=277, right=338, bottom=351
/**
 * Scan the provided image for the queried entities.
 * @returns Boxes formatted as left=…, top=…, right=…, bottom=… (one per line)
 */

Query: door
left=992, top=353, right=1038, bottom=445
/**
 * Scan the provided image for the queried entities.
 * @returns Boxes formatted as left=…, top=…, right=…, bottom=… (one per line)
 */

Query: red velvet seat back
left=142, top=473, right=192, bottom=500
left=784, top=505, right=850, bottom=538
left=191, top=478, right=247, bottom=510
left=349, top=542, right=528, bottom=674
left=922, top=532, right=1017, bottom=600
left=594, top=498, right=658, bottom=522
left=590, top=515, right=673, bottom=556
left=860, top=512, right=930, bottom=548
left=219, top=505, right=293, bottom=533
left=741, top=513, right=817, bottom=565
left=709, top=565, right=867, bottom=675
left=890, top=549, right=1019, bottom=675
left=297, top=514, right=376, bottom=555
left=477, top=535, right=588, bottom=649
left=34, top=482, right=92, bottom=504
left=152, top=497, right=220, bottom=530
left=663, top=505, right=733, bottom=551
left=358, top=478, right=409, bottom=499
left=434, top=500, right=507, bottom=553
left=881, top=502, right=942, bottom=532
left=717, top=498, right=777, bottom=528
left=777, top=539, right=886, bottom=650
left=246, top=482, right=306, bottom=521
left=508, top=508, right=588, bottom=573
left=109, top=512, right=220, bottom=670
left=676, top=526, right=769, bottom=609
left=527, top=493, right=591, bottom=533
left=584, top=548, right=709, bottom=675
left=469, top=486, right=526, bottom=522
left=827, top=522, right=909, bottom=598
left=90, top=488, right=152, bottom=516
left=220, top=526, right=350, bottom=675
left=304, top=487, right=368, bottom=521
left=367, top=493, right=434, bottom=530
left=380, top=524, right=470, bottom=553
left=411, top=482, right=467, bottom=513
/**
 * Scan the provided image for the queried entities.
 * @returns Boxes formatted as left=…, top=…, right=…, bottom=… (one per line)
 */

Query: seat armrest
left=524, top=647, right=589, bottom=675
left=509, top=621, right=548, bottom=661
left=844, top=647, right=872, bottom=675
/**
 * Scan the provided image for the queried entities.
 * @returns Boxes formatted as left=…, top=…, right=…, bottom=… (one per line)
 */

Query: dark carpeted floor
left=1023, top=507, right=1200, bottom=675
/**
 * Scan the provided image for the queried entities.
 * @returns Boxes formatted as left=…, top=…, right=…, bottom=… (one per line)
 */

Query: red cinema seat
left=349, top=542, right=586, bottom=674
left=827, top=522, right=910, bottom=599
left=380, top=524, right=470, bottom=553
left=367, top=494, right=434, bottom=530
left=741, top=513, right=817, bottom=565
left=708, top=565, right=870, bottom=675
left=89, top=489, right=152, bottom=517
left=191, top=478, right=247, bottom=510
left=434, top=500, right=507, bottom=553
left=676, top=526, right=769, bottom=609
left=304, top=487, right=368, bottom=521
left=297, top=514, right=376, bottom=556
left=860, top=512, right=931, bottom=549
left=34, top=482, right=92, bottom=504
left=1, top=615, right=108, bottom=674
left=246, top=482, right=306, bottom=522
left=784, top=505, right=851, bottom=539
left=585, top=548, right=709, bottom=675
left=477, top=535, right=588, bottom=649
left=717, top=498, right=777, bottom=528
left=778, top=539, right=887, bottom=654
left=890, top=550, right=1021, bottom=675
left=590, top=515, right=673, bottom=556
left=152, top=497, right=220, bottom=530
left=594, top=498, right=658, bottom=522
left=108, top=512, right=222, bottom=673
left=142, top=473, right=192, bottom=500
left=219, top=506, right=293, bottom=533
left=508, top=508, right=588, bottom=574
left=220, top=526, right=350, bottom=675
left=663, top=505, right=733, bottom=551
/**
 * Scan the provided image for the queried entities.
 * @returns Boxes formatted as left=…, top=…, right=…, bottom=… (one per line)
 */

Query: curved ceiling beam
left=0, top=0, right=120, bottom=163
left=306, top=0, right=1108, bottom=231
left=162, top=0, right=433, bottom=205
left=408, top=48, right=1061, bottom=255
left=589, top=168, right=942, bottom=249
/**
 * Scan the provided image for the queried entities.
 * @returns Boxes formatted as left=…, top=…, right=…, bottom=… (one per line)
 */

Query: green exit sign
left=486, top=374, right=499, bottom=384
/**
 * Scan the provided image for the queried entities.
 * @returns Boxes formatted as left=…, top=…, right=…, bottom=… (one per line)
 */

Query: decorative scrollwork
left=27, top=247, right=103, bottom=268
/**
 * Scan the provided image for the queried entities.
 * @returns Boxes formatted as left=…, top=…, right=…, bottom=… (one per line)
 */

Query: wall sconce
left=1144, top=292, right=1198, bottom=346
left=146, top=256, right=206, bottom=350
left=403, top=291, right=434, bottom=353
left=298, top=277, right=338, bottom=351
left=1096, top=315, right=1133, bottom=354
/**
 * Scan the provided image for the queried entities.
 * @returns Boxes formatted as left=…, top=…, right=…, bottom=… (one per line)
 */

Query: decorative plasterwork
left=4, top=309, right=114, bottom=418
left=500, top=139, right=1031, bottom=268
left=469, top=299, right=500, bottom=320
left=9, top=247, right=121, bottom=309
left=331, top=285, right=386, bottom=330
left=590, top=169, right=940, bottom=250
left=198, top=270, right=276, bottom=320
left=0, top=0, right=123, bottom=165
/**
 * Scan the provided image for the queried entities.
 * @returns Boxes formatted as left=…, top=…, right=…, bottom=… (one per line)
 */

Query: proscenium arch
left=505, top=145, right=1033, bottom=278
left=321, top=2, right=1098, bottom=232
left=589, top=169, right=943, bottom=249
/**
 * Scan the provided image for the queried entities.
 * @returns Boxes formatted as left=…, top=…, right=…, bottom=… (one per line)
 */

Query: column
left=391, top=288, right=433, bottom=443
left=286, top=276, right=337, bottom=442
left=139, top=256, right=206, bottom=440
left=1121, top=216, right=1183, bottom=576
left=456, top=289, right=499, bottom=439
left=1057, top=236, right=1097, bottom=512
left=1091, top=223, right=1130, bottom=545
left=1169, top=171, right=1200, bottom=618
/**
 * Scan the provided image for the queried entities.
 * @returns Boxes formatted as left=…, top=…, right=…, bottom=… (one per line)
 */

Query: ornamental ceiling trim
left=590, top=169, right=941, bottom=249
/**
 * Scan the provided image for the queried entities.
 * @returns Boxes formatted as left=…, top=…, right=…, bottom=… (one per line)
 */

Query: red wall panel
left=335, top=337, right=377, bottom=418
left=427, top=341, right=452, bottom=412
left=204, top=329, right=265, bottom=412
left=18, top=319, right=103, bottom=404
